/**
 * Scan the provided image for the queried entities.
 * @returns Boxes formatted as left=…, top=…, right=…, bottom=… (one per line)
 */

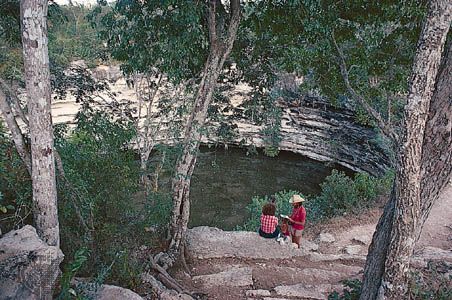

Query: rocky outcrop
left=218, top=97, right=391, bottom=175
left=0, top=225, right=64, bottom=300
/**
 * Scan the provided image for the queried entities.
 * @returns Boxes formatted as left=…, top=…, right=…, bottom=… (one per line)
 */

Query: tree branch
left=207, top=0, right=218, bottom=47
left=331, top=32, right=398, bottom=142
left=0, top=78, right=29, bottom=126
left=0, top=87, right=32, bottom=174
left=220, top=0, right=241, bottom=64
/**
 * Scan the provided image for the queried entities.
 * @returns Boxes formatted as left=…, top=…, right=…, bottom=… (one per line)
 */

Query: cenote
left=187, top=146, right=355, bottom=230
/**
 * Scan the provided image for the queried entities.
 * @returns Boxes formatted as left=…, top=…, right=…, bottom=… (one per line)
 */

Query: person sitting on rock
left=287, top=194, right=306, bottom=248
left=259, top=203, right=280, bottom=238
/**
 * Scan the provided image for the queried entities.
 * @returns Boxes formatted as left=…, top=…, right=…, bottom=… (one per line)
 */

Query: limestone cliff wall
left=215, top=100, right=392, bottom=175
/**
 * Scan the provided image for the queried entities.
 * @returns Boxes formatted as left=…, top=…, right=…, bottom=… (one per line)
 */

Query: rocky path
left=174, top=185, right=452, bottom=300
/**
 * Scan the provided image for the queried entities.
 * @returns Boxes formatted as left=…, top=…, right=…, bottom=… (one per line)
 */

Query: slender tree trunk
left=0, top=89, right=32, bottom=174
left=168, top=0, right=241, bottom=259
left=360, top=1, right=451, bottom=299
left=21, top=0, right=60, bottom=247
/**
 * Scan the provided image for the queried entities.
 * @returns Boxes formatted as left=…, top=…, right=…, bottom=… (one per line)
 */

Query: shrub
left=55, top=109, right=150, bottom=288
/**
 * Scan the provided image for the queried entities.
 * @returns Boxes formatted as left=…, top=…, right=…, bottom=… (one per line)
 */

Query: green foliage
left=261, top=103, right=282, bottom=157
left=94, top=0, right=208, bottom=82
left=0, top=2, right=105, bottom=81
left=145, top=191, right=172, bottom=232
left=55, top=109, right=148, bottom=288
left=48, top=4, right=107, bottom=68
left=235, top=0, right=427, bottom=130
left=328, top=279, right=362, bottom=300
left=313, top=170, right=394, bottom=220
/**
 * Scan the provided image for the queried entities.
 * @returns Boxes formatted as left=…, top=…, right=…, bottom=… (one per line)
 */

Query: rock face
left=222, top=97, right=391, bottom=175
left=0, top=225, right=64, bottom=300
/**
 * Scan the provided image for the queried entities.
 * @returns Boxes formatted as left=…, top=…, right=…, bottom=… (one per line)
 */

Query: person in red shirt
left=287, top=194, right=306, bottom=248
left=259, top=203, right=280, bottom=238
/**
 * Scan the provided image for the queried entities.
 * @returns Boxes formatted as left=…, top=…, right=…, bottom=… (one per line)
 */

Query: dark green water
left=189, top=146, right=354, bottom=230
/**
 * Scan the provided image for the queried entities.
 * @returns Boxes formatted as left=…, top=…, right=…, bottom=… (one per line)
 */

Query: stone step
left=192, top=266, right=253, bottom=288
left=186, top=226, right=319, bottom=260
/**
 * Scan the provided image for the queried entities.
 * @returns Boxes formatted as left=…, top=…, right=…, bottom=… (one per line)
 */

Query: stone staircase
left=182, top=227, right=367, bottom=300
left=182, top=226, right=452, bottom=300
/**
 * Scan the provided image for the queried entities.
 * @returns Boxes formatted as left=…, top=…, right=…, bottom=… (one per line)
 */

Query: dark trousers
left=259, top=226, right=280, bottom=238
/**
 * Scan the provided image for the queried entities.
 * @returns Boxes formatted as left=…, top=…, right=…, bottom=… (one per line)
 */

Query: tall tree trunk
left=168, top=0, right=241, bottom=259
left=417, top=40, right=452, bottom=232
left=360, top=1, right=451, bottom=299
left=359, top=187, right=396, bottom=300
left=21, top=0, right=60, bottom=247
left=0, top=88, right=32, bottom=174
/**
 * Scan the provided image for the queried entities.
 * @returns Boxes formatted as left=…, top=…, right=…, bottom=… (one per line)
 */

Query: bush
left=55, top=109, right=150, bottom=288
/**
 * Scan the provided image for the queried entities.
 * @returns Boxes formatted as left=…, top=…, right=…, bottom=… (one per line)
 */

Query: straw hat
left=289, top=194, right=305, bottom=203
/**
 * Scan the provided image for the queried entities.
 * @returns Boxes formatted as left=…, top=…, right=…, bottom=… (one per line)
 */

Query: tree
left=168, top=0, right=241, bottom=260
left=360, top=1, right=452, bottom=298
left=20, top=0, right=60, bottom=246
left=97, top=0, right=241, bottom=261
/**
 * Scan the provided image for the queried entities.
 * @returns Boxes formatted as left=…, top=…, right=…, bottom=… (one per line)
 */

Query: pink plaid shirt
left=260, top=214, right=278, bottom=233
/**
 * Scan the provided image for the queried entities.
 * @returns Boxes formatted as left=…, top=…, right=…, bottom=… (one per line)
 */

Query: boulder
left=0, top=225, right=64, bottom=300
left=96, top=284, right=143, bottom=300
